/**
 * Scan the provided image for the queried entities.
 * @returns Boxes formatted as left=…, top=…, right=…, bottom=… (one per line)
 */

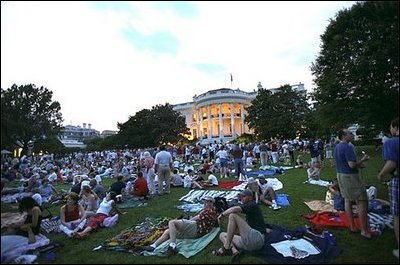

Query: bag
left=214, top=197, right=228, bottom=213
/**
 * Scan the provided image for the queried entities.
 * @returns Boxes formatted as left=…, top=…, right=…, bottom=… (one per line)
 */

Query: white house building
left=173, top=82, right=305, bottom=144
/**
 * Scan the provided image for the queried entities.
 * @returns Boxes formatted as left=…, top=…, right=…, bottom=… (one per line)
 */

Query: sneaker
left=272, top=204, right=281, bottom=211
left=141, top=246, right=155, bottom=252
left=393, top=249, right=399, bottom=259
left=165, top=246, right=178, bottom=257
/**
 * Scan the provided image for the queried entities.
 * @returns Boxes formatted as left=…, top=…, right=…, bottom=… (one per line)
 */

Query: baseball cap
left=203, top=196, right=215, bottom=203
left=240, top=189, right=253, bottom=197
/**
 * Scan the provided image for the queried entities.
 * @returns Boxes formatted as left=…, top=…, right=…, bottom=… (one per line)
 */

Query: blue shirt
left=382, top=136, right=399, bottom=178
left=334, top=142, right=358, bottom=174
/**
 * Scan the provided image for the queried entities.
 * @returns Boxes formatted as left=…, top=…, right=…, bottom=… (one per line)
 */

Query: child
left=327, top=179, right=344, bottom=211
left=171, top=169, right=183, bottom=187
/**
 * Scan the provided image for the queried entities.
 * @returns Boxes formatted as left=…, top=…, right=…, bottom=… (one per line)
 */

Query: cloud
left=1, top=1, right=356, bottom=132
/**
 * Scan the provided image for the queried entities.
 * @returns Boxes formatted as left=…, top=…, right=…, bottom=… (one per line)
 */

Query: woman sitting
left=72, top=191, right=124, bottom=239
left=59, top=192, right=87, bottom=237
left=3, top=197, right=43, bottom=243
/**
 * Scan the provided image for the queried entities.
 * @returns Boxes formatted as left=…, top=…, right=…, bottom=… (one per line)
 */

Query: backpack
left=214, top=197, right=228, bottom=213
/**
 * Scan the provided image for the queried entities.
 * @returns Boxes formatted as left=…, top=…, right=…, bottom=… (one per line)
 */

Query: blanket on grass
left=303, top=211, right=393, bottom=232
left=143, top=227, right=220, bottom=258
left=179, top=190, right=240, bottom=203
left=256, top=225, right=341, bottom=264
left=118, top=196, right=148, bottom=209
left=1, top=234, right=50, bottom=263
left=99, top=216, right=170, bottom=254
left=304, top=200, right=337, bottom=213
left=218, top=181, right=241, bottom=190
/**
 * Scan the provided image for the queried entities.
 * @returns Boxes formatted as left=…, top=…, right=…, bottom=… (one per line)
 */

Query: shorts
left=337, top=173, right=367, bottom=201
left=176, top=219, right=198, bottom=239
left=240, top=228, right=265, bottom=251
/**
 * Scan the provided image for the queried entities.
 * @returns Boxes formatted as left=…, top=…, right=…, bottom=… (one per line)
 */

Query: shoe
left=272, top=204, right=281, bottom=210
left=141, top=246, right=155, bottom=252
left=164, top=246, right=178, bottom=257
left=393, top=249, right=399, bottom=259
left=231, top=250, right=242, bottom=262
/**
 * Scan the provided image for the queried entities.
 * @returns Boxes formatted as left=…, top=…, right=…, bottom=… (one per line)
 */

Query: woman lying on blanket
left=3, top=196, right=42, bottom=243
left=72, top=191, right=125, bottom=239
left=59, top=192, right=87, bottom=237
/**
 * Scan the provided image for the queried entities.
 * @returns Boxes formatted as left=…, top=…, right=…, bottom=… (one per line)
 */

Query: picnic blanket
left=304, top=200, right=337, bottom=213
left=218, top=181, right=241, bottom=190
left=179, top=190, right=240, bottom=203
left=1, top=234, right=50, bottom=263
left=231, top=178, right=283, bottom=191
left=303, top=211, right=393, bottom=232
left=118, top=196, right=148, bottom=209
left=245, top=170, right=276, bottom=177
left=257, top=225, right=341, bottom=263
left=1, top=212, right=27, bottom=231
left=99, top=216, right=170, bottom=254
left=143, top=227, right=220, bottom=258
left=304, top=179, right=331, bottom=187
left=175, top=203, right=203, bottom=213
left=276, top=194, right=290, bottom=207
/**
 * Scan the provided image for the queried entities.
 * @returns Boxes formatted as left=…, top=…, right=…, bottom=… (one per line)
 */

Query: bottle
left=323, top=230, right=335, bottom=245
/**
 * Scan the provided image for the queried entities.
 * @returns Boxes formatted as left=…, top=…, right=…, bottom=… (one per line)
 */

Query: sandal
left=212, top=246, right=233, bottom=256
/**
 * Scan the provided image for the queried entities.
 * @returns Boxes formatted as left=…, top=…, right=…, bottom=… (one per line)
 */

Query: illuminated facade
left=173, top=83, right=305, bottom=144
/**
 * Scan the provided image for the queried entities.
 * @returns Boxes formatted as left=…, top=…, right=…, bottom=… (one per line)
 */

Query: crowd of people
left=1, top=117, right=398, bottom=260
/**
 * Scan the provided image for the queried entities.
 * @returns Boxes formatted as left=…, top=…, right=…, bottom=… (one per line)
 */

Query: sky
left=1, top=1, right=356, bottom=132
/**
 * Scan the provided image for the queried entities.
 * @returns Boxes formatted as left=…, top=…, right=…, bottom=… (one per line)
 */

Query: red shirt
left=196, top=207, right=217, bottom=236
left=133, top=178, right=149, bottom=197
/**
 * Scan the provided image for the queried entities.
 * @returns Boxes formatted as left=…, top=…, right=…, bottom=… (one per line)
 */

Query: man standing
left=334, top=128, right=371, bottom=238
left=154, top=145, right=173, bottom=196
left=214, top=189, right=267, bottom=260
left=378, top=117, right=399, bottom=259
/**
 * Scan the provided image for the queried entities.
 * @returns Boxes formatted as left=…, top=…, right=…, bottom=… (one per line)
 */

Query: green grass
left=1, top=145, right=398, bottom=263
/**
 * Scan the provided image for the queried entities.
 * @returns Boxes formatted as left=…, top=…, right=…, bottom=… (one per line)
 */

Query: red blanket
left=303, top=211, right=361, bottom=229
left=218, top=181, right=241, bottom=190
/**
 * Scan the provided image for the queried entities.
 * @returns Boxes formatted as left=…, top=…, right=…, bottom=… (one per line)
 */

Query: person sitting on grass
left=171, top=169, right=184, bottom=187
left=258, top=177, right=281, bottom=210
left=132, top=171, right=149, bottom=200
left=183, top=169, right=203, bottom=189
left=72, top=191, right=125, bottom=239
left=202, top=171, right=219, bottom=187
left=59, top=192, right=87, bottom=237
left=142, top=196, right=218, bottom=257
left=214, top=189, right=269, bottom=261
left=307, top=161, right=322, bottom=181
left=3, top=197, right=43, bottom=244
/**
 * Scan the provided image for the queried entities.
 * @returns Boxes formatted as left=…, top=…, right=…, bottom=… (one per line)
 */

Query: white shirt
left=207, top=174, right=219, bottom=186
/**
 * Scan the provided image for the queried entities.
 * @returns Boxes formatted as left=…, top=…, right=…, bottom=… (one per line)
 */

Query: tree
left=117, top=103, right=189, bottom=148
left=245, top=85, right=311, bottom=140
left=311, top=1, right=399, bottom=133
left=1, top=84, right=63, bottom=154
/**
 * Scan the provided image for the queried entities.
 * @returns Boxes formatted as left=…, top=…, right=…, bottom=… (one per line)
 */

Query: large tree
left=1, top=84, right=63, bottom=154
left=245, top=84, right=310, bottom=140
left=117, top=103, right=188, bottom=148
left=311, top=1, right=399, bottom=133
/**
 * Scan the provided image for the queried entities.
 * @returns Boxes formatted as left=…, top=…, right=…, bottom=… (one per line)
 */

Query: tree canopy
left=1, top=84, right=63, bottom=154
left=116, top=103, right=189, bottom=148
left=245, top=84, right=310, bottom=140
left=311, top=1, right=399, bottom=133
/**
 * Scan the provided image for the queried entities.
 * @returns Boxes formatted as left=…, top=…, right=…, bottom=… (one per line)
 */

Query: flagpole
left=230, top=73, right=233, bottom=89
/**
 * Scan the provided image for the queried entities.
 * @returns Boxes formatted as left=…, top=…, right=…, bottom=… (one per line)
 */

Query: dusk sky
left=1, top=1, right=356, bottom=132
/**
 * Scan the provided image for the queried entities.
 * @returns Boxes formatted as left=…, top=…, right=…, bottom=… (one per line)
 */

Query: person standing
left=334, top=128, right=371, bottom=238
left=377, top=117, right=399, bottom=259
left=232, top=144, right=246, bottom=181
left=154, top=145, right=173, bottom=195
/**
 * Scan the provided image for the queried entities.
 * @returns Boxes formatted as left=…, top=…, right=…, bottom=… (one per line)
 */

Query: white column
left=198, top=108, right=203, bottom=138
left=219, top=104, right=224, bottom=139
left=240, top=104, right=245, bottom=135
left=207, top=105, right=212, bottom=139
left=230, top=103, right=235, bottom=137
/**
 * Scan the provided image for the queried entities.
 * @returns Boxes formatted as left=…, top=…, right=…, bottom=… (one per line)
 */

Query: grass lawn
left=1, top=145, right=398, bottom=264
